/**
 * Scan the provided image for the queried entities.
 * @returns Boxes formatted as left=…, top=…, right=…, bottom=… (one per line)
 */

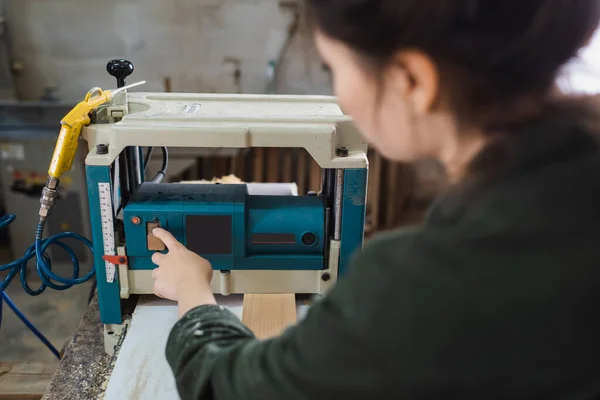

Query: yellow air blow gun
left=39, top=81, right=145, bottom=219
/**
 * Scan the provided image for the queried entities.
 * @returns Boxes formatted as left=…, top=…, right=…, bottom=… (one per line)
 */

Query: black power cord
left=148, top=147, right=169, bottom=183
left=144, top=147, right=154, bottom=172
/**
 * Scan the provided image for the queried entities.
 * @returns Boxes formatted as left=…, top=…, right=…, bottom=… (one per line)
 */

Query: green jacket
left=166, top=112, right=600, bottom=399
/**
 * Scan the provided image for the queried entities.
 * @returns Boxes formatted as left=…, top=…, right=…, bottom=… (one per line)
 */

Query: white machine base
left=117, top=240, right=341, bottom=299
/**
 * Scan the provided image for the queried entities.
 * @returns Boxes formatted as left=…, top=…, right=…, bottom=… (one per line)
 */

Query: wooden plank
left=253, top=148, right=265, bottom=182
left=231, top=151, right=247, bottom=181
left=308, top=157, right=321, bottom=193
left=296, top=150, right=307, bottom=195
left=104, top=297, right=241, bottom=399
left=210, top=158, right=220, bottom=180
left=104, top=296, right=308, bottom=399
left=216, top=157, right=229, bottom=179
left=266, top=148, right=280, bottom=182
left=0, top=361, right=56, bottom=400
left=242, top=294, right=297, bottom=340
left=281, top=149, right=293, bottom=183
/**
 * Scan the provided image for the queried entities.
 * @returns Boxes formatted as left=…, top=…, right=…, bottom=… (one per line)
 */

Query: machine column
left=338, top=168, right=368, bottom=276
left=333, top=169, right=344, bottom=241
left=86, top=164, right=122, bottom=324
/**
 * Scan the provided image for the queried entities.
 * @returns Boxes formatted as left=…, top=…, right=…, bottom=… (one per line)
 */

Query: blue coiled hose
left=0, top=292, right=60, bottom=359
left=0, top=213, right=96, bottom=359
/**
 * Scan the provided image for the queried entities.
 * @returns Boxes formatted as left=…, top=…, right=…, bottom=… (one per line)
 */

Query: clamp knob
left=107, top=59, right=134, bottom=88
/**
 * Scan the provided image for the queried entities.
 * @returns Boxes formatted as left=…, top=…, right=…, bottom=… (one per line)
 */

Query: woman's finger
left=152, top=252, right=165, bottom=265
left=153, top=283, right=163, bottom=298
left=152, top=228, right=181, bottom=250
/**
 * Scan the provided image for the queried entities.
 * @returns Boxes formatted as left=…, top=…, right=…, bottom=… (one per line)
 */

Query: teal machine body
left=88, top=167, right=367, bottom=327
left=123, top=183, right=326, bottom=272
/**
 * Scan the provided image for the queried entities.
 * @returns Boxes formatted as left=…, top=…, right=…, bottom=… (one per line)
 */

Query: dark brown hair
left=307, top=0, right=600, bottom=131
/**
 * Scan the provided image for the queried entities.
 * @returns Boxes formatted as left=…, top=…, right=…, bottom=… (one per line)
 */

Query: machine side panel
left=246, top=196, right=325, bottom=255
left=339, top=168, right=368, bottom=276
left=86, top=165, right=122, bottom=324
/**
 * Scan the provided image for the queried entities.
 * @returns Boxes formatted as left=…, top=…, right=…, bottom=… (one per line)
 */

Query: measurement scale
left=99, top=182, right=116, bottom=283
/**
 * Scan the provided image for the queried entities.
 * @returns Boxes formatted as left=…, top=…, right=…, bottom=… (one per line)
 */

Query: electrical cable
left=144, top=147, right=154, bottom=172
left=150, top=147, right=169, bottom=183
left=143, top=146, right=169, bottom=183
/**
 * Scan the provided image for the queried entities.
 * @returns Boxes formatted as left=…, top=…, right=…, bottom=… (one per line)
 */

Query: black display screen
left=186, top=215, right=232, bottom=254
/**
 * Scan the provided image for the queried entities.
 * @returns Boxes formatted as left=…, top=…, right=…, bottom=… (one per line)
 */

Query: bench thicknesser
left=76, top=61, right=368, bottom=352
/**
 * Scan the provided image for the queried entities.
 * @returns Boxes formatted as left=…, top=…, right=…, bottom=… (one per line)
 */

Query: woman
left=151, top=1, right=600, bottom=398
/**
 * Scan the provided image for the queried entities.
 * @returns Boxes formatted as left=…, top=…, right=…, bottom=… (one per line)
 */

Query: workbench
left=42, top=296, right=114, bottom=400
left=42, top=293, right=309, bottom=399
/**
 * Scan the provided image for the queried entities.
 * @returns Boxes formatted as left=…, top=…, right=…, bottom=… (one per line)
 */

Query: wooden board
left=308, top=158, right=321, bottom=193
left=296, top=150, right=307, bottom=195
left=281, top=149, right=293, bottom=183
left=0, top=361, right=57, bottom=400
left=266, top=149, right=281, bottom=182
left=231, top=151, right=247, bottom=180
left=242, top=294, right=297, bottom=340
left=104, top=295, right=308, bottom=400
left=253, top=148, right=265, bottom=182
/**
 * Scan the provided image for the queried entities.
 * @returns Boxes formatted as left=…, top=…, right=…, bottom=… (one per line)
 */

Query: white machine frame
left=85, top=92, right=368, bottom=169
left=81, top=92, right=369, bottom=352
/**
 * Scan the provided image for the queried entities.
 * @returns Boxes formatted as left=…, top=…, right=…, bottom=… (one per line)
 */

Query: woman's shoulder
left=430, top=98, right=600, bottom=226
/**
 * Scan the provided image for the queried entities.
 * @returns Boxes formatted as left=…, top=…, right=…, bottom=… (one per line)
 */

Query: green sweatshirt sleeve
left=165, top=228, right=444, bottom=400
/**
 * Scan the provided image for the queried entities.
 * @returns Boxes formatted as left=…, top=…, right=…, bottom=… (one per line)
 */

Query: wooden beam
left=231, top=151, right=247, bottom=181
left=281, top=149, right=293, bottom=184
left=296, top=150, right=307, bottom=195
left=253, top=148, right=265, bottom=182
left=308, top=158, right=321, bottom=193
left=0, top=361, right=57, bottom=400
left=242, top=294, right=297, bottom=340
left=266, top=149, right=281, bottom=183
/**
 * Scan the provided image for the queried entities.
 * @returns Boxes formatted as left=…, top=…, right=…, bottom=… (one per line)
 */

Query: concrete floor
left=0, top=247, right=91, bottom=362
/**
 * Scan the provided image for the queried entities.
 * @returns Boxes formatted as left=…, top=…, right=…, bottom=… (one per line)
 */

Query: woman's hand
left=151, top=228, right=217, bottom=316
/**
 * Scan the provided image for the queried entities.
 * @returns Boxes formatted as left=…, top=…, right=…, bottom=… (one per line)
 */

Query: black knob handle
left=106, top=59, right=134, bottom=88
